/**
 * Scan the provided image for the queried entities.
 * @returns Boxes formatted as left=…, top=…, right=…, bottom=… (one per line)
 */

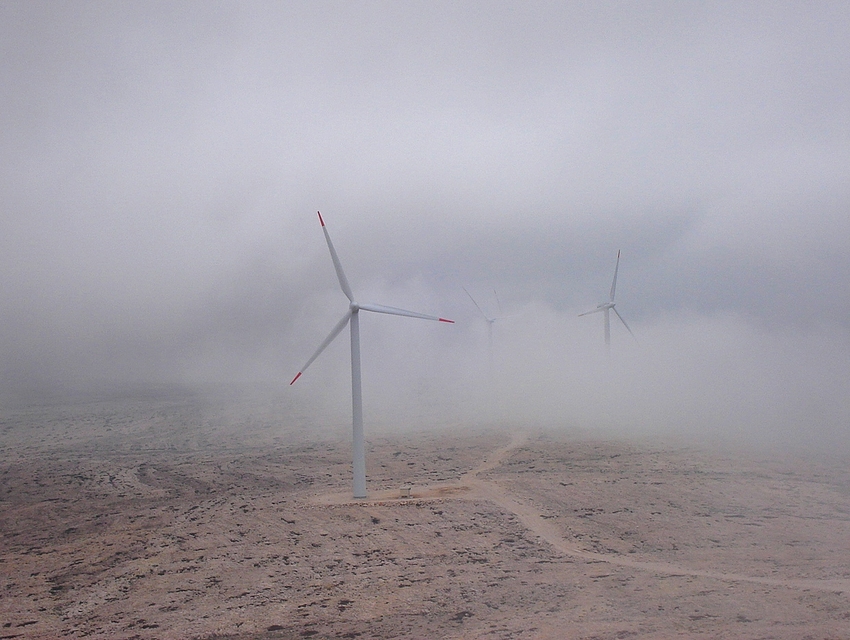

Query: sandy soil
left=1, top=393, right=849, bottom=639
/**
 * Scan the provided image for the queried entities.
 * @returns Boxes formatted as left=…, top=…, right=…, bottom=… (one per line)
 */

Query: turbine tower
left=291, top=212, right=454, bottom=498
left=579, top=250, right=635, bottom=349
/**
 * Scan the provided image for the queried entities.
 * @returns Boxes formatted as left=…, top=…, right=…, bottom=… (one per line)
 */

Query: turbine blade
left=317, top=211, right=354, bottom=303
left=612, top=307, right=635, bottom=338
left=494, top=290, right=503, bottom=315
left=578, top=307, right=604, bottom=316
left=609, top=249, right=620, bottom=302
left=290, top=309, right=353, bottom=384
left=463, top=287, right=489, bottom=321
left=358, top=302, right=454, bottom=323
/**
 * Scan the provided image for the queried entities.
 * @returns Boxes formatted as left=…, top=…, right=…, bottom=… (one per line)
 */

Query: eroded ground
left=1, top=394, right=849, bottom=638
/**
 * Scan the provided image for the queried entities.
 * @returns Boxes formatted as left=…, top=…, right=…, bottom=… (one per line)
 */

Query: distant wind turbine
left=291, top=212, right=454, bottom=498
left=579, top=250, right=635, bottom=349
left=462, top=287, right=507, bottom=374
left=463, top=287, right=505, bottom=347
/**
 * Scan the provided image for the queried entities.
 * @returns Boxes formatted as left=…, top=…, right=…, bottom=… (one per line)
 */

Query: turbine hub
left=350, top=302, right=360, bottom=312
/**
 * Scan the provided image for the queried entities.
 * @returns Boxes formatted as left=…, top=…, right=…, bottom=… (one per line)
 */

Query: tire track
left=466, top=432, right=850, bottom=594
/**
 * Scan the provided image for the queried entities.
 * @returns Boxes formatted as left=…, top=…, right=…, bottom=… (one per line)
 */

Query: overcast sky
left=2, top=1, right=849, bottom=447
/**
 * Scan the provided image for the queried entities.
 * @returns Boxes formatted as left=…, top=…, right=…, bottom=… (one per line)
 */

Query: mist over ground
left=2, top=2, right=849, bottom=450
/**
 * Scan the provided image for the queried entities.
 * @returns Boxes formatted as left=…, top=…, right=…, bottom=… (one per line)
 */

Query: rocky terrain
left=1, top=392, right=849, bottom=638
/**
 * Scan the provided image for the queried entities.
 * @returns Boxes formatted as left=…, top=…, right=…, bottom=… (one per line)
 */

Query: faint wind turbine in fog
left=290, top=212, right=454, bottom=498
left=579, top=250, right=635, bottom=350
left=463, top=287, right=507, bottom=376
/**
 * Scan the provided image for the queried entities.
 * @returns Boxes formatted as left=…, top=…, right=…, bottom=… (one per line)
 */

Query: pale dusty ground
left=1, top=392, right=850, bottom=639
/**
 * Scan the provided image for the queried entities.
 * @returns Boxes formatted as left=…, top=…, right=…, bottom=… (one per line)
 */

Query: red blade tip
left=317, top=211, right=325, bottom=226
left=439, top=318, right=455, bottom=323
left=290, top=372, right=302, bottom=385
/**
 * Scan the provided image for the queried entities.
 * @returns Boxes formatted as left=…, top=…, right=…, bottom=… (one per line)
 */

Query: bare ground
left=1, top=393, right=849, bottom=639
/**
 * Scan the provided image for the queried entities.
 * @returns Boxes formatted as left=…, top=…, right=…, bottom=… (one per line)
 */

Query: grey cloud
left=2, top=2, right=849, bottom=447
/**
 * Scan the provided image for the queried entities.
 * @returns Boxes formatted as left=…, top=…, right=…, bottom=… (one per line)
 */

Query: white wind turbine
left=290, top=212, right=454, bottom=498
left=579, top=250, right=635, bottom=349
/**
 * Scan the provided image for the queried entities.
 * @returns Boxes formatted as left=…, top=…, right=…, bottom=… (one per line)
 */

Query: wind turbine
left=579, top=250, right=635, bottom=349
left=462, top=287, right=505, bottom=373
left=290, top=212, right=454, bottom=498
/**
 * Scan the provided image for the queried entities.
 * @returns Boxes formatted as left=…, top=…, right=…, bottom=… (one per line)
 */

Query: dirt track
left=466, top=431, right=850, bottom=594
left=2, top=395, right=850, bottom=638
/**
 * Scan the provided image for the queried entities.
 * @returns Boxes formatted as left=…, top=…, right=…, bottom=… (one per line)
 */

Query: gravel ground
left=2, top=394, right=849, bottom=639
